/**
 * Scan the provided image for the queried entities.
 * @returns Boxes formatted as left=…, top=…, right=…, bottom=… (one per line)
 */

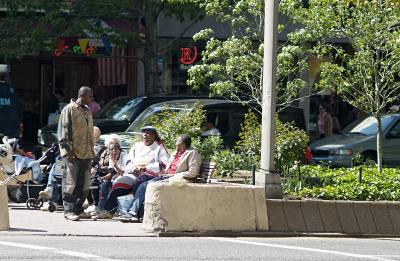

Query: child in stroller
left=1, top=137, right=59, bottom=209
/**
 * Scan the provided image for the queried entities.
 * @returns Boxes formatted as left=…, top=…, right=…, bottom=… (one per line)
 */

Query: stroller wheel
left=37, top=198, right=44, bottom=208
left=26, top=198, right=40, bottom=210
left=48, top=202, right=56, bottom=212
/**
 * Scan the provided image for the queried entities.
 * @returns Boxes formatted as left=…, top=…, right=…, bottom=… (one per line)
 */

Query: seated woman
left=91, top=135, right=127, bottom=218
left=94, top=126, right=169, bottom=219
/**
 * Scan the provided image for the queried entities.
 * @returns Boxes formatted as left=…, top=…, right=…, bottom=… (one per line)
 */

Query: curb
left=157, top=231, right=400, bottom=238
left=0, top=231, right=158, bottom=237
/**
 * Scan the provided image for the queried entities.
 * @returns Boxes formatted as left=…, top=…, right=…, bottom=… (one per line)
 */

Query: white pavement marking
left=209, top=238, right=397, bottom=261
left=0, top=240, right=123, bottom=261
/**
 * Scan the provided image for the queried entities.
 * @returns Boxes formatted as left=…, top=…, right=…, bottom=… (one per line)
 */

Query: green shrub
left=212, top=110, right=309, bottom=177
left=193, top=135, right=223, bottom=161
left=235, top=110, right=261, bottom=169
left=275, top=117, right=309, bottom=176
left=150, top=103, right=223, bottom=160
left=284, top=165, right=400, bottom=201
left=212, top=150, right=244, bottom=178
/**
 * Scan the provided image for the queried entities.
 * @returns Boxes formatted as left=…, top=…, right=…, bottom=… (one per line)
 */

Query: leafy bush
left=212, top=110, right=309, bottom=177
left=284, top=165, right=400, bottom=201
left=150, top=103, right=223, bottom=160
left=211, top=150, right=244, bottom=178
left=193, top=135, right=223, bottom=161
left=274, top=118, right=309, bottom=176
left=235, top=110, right=261, bottom=169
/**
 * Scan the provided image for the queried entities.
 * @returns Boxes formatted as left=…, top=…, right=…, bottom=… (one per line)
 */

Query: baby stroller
left=1, top=139, right=59, bottom=210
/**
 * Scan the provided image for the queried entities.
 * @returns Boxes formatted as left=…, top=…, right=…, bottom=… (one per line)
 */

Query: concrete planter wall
left=0, top=184, right=9, bottom=231
left=141, top=181, right=400, bottom=235
left=267, top=199, right=400, bottom=235
left=143, top=182, right=268, bottom=233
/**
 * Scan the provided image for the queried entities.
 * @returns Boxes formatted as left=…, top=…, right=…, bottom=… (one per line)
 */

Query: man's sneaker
left=84, top=205, right=97, bottom=215
left=95, top=210, right=113, bottom=219
left=64, top=213, right=80, bottom=221
left=78, top=212, right=91, bottom=219
left=40, top=202, right=50, bottom=211
left=38, top=187, right=53, bottom=199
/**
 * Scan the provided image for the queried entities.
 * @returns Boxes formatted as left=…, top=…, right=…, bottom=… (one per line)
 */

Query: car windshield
left=126, top=106, right=190, bottom=133
left=96, top=97, right=142, bottom=120
left=348, top=115, right=396, bottom=135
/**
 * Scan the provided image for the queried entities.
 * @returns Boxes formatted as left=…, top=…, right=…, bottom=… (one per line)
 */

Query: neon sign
left=179, top=46, right=197, bottom=65
left=54, top=37, right=111, bottom=57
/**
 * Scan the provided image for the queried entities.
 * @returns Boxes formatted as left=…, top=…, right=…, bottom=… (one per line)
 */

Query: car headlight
left=328, top=149, right=353, bottom=156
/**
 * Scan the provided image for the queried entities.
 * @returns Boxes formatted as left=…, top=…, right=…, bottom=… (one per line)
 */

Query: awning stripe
left=96, top=47, right=127, bottom=87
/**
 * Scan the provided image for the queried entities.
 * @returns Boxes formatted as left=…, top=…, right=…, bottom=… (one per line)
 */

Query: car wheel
left=361, top=151, right=377, bottom=165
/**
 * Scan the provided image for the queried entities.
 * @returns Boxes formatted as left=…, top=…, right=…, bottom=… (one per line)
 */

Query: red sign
left=179, top=47, right=198, bottom=65
left=53, top=38, right=98, bottom=57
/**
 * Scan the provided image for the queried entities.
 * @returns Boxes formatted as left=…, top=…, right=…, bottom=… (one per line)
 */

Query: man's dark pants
left=62, top=158, right=92, bottom=215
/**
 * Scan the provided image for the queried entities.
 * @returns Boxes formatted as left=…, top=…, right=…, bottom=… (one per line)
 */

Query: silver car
left=310, top=113, right=400, bottom=167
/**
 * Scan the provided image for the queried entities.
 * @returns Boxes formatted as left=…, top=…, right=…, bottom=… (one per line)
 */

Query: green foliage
left=0, top=0, right=202, bottom=59
left=280, top=0, right=400, bottom=172
left=211, top=150, right=245, bottom=178
left=192, top=135, right=223, bottom=161
left=212, top=110, right=308, bottom=177
left=235, top=110, right=261, bottom=169
left=275, top=116, right=309, bottom=176
left=150, top=103, right=223, bottom=160
left=284, top=165, right=400, bottom=201
left=187, top=0, right=308, bottom=109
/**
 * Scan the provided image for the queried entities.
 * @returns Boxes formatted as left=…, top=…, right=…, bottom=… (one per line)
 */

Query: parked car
left=100, top=99, right=305, bottom=150
left=37, top=95, right=212, bottom=147
left=310, top=113, right=400, bottom=167
left=0, top=82, right=20, bottom=140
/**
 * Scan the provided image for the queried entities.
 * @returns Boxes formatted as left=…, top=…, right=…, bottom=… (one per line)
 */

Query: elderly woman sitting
left=88, top=134, right=127, bottom=217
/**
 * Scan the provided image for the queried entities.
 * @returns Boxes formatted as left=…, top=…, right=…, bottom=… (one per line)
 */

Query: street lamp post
left=255, top=0, right=282, bottom=198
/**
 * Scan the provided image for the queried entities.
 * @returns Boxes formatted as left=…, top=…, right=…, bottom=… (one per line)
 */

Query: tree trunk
left=376, top=115, right=383, bottom=173
left=144, top=0, right=160, bottom=95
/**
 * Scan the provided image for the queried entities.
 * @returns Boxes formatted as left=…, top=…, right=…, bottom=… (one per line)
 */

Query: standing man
left=58, top=86, right=95, bottom=221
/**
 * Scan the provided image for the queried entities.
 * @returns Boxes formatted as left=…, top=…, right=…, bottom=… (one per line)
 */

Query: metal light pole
left=255, top=0, right=282, bottom=198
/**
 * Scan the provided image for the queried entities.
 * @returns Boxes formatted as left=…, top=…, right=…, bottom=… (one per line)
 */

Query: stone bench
left=142, top=182, right=268, bottom=233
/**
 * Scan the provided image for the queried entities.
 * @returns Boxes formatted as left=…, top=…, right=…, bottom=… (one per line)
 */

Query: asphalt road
left=1, top=235, right=400, bottom=260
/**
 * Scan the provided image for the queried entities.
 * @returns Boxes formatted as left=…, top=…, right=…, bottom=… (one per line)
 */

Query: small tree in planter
left=213, top=111, right=309, bottom=178
left=150, top=103, right=223, bottom=161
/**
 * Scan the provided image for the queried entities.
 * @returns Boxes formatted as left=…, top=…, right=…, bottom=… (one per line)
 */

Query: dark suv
left=0, top=82, right=20, bottom=140
left=37, top=95, right=213, bottom=147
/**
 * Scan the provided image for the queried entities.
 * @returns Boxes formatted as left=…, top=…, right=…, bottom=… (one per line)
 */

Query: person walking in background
left=88, top=95, right=101, bottom=117
left=317, top=102, right=333, bottom=139
left=58, top=86, right=95, bottom=221
left=47, top=90, right=59, bottom=125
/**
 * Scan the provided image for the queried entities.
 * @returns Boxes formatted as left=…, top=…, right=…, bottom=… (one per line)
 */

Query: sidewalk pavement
left=0, top=203, right=156, bottom=237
